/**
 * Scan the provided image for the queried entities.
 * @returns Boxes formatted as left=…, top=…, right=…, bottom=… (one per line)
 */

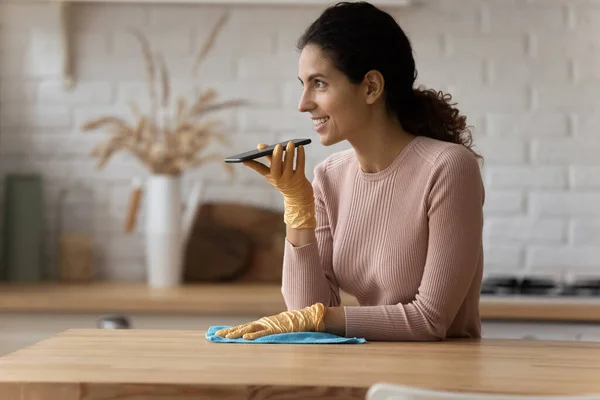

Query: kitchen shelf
left=0, top=282, right=599, bottom=322
left=50, top=0, right=410, bottom=90
left=0, top=282, right=352, bottom=316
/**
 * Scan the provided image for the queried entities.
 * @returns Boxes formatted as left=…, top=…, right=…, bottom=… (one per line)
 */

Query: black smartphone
left=224, top=138, right=312, bottom=163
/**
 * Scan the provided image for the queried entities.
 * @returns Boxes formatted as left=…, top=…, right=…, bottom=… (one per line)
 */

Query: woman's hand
left=215, top=303, right=326, bottom=340
left=243, top=141, right=316, bottom=229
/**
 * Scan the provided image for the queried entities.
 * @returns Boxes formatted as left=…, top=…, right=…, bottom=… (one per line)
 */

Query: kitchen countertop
left=1, top=328, right=600, bottom=399
left=0, top=282, right=599, bottom=322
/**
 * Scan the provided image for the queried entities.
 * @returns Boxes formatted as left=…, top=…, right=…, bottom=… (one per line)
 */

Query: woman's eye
left=315, top=80, right=326, bottom=88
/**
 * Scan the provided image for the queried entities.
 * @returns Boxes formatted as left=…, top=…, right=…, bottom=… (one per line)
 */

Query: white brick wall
left=0, top=0, right=599, bottom=281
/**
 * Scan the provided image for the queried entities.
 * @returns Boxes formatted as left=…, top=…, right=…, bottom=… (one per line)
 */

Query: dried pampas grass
left=81, top=12, right=245, bottom=176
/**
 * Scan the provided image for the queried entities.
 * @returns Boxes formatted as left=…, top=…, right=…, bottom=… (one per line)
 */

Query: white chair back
left=366, top=383, right=600, bottom=400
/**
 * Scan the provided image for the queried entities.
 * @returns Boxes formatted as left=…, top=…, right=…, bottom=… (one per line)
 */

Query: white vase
left=145, top=174, right=183, bottom=288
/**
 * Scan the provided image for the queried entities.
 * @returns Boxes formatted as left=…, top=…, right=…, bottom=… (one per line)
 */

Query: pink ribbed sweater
left=281, top=136, right=485, bottom=341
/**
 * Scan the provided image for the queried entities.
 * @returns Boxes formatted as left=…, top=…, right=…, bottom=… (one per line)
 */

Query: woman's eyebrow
left=298, top=73, right=327, bottom=84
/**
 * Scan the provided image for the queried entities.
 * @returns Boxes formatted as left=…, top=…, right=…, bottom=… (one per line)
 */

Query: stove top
left=480, top=275, right=600, bottom=297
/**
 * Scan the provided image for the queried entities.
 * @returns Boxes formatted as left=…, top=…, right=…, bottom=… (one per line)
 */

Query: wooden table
left=1, top=329, right=600, bottom=399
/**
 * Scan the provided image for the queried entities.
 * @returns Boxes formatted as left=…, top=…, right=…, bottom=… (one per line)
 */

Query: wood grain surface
left=1, top=329, right=600, bottom=399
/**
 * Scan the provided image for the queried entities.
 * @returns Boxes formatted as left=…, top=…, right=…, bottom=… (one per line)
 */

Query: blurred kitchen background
left=0, top=0, right=599, bottom=353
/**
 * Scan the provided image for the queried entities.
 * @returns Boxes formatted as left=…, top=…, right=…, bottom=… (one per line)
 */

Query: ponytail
left=395, top=86, right=483, bottom=162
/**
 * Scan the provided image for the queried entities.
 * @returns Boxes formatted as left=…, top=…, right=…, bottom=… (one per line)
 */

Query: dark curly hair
left=297, top=1, right=482, bottom=161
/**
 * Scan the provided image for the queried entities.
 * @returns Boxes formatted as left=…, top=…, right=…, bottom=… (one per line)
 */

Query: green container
left=1, top=174, right=45, bottom=282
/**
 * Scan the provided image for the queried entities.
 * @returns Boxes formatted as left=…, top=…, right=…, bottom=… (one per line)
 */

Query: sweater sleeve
left=281, top=161, right=341, bottom=310
left=343, top=147, right=485, bottom=341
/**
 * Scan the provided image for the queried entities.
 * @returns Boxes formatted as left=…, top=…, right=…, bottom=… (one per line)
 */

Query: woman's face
left=297, top=44, right=370, bottom=147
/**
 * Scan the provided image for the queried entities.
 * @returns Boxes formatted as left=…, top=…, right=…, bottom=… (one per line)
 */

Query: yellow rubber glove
left=214, top=303, right=326, bottom=340
left=242, top=141, right=316, bottom=229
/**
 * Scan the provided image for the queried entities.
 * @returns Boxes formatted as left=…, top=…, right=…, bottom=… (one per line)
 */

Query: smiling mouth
left=313, top=116, right=330, bottom=129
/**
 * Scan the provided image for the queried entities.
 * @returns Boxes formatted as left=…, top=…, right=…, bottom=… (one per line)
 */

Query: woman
left=216, top=1, right=485, bottom=342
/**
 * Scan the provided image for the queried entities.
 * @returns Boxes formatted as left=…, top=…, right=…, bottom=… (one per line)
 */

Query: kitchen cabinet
left=0, top=312, right=263, bottom=356
left=481, top=320, right=600, bottom=341
left=480, top=295, right=600, bottom=341
left=1, top=283, right=599, bottom=356
left=2, top=313, right=600, bottom=356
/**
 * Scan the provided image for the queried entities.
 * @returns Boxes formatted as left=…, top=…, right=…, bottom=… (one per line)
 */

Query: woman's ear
left=364, top=70, right=385, bottom=105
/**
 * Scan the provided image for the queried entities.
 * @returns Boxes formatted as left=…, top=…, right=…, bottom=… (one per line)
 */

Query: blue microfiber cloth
left=206, top=325, right=366, bottom=344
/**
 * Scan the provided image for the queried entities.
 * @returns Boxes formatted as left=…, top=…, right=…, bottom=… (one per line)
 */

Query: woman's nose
left=298, top=90, right=314, bottom=113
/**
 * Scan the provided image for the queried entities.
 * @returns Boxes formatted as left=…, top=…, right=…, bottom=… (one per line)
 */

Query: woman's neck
left=349, top=115, right=416, bottom=174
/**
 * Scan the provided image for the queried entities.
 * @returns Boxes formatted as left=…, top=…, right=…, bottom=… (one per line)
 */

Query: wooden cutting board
left=183, top=202, right=286, bottom=283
